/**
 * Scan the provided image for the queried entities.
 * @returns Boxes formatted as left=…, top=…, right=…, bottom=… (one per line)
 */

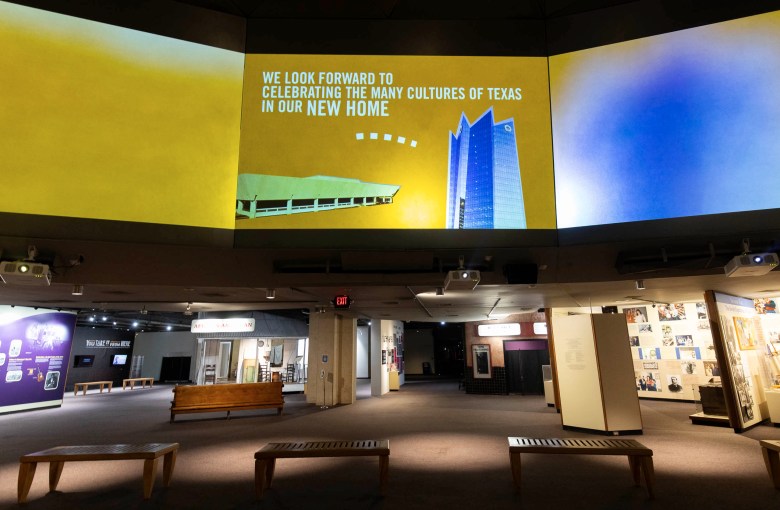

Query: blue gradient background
left=550, top=11, right=780, bottom=228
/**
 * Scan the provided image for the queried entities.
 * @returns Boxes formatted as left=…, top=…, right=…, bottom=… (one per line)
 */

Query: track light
left=436, top=287, right=444, bottom=296
left=71, top=284, right=83, bottom=296
left=635, top=280, right=645, bottom=290
left=184, top=302, right=192, bottom=316
left=266, top=289, right=276, bottom=299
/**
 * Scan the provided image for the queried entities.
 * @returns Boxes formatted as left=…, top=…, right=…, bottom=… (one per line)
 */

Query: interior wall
left=132, top=331, right=198, bottom=382
left=404, top=327, right=434, bottom=375
left=356, top=325, right=369, bottom=378
left=67, top=328, right=134, bottom=390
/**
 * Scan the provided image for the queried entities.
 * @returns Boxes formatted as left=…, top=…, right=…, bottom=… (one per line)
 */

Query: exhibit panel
left=621, top=300, right=717, bottom=401
left=549, top=313, right=606, bottom=431
left=593, top=314, right=643, bottom=432
left=0, top=305, right=77, bottom=414
left=550, top=311, right=642, bottom=433
left=706, top=291, right=765, bottom=430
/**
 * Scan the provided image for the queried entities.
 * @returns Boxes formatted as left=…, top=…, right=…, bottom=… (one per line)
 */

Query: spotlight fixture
left=436, top=287, right=444, bottom=296
left=266, top=289, right=276, bottom=299
left=635, top=280, right=646, bottom=290
left=72, top=284, right=84, bottom=296
left=184, top=302, right=192, bottom=316
left=140, top=305, right=148, bottom=315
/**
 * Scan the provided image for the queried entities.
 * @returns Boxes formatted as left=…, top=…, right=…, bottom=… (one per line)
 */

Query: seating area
left=169, top=381, right=284, bottom=422
left=122, top=377, right=155, bottom=390
left=73, top=380, right=113, bottom=396
left=17, top=443, right=179, bottom=503
left=3, top=380, right=780, bottom=510
left=254, top=440, right=390, bottom=499
left=508, top=436, right=655, bottom=499
left=760, top=439, right=780, bottom=489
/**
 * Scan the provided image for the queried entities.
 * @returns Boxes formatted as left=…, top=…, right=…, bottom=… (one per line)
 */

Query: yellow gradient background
left=0, top=2, right=244, bottom=229
left=237, top=54, right=555, bottom=229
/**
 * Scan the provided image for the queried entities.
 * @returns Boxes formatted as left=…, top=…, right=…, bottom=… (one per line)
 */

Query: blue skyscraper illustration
left=446, top=107, right=526, bottom=229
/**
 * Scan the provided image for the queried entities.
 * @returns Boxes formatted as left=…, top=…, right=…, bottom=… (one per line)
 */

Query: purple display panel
left=0, top=308, right=77, bottom=414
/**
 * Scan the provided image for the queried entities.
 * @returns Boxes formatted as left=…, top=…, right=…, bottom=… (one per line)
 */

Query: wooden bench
left=170, top=381, right=284, bottom=422
left=73, top=380, right=113, bottom=396
left=508, top=437, right=655, bottom=499
left=123, top=377, right=155, bottom=390
left=254, top=440, right=390, bottom=499
left=760, top=439, right=780, bottom=489
left=17, top=442, right=179, bottom=503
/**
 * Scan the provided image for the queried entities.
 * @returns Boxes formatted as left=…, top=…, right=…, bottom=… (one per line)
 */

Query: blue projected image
left=551, top=12, right=780, bottom=228
left=446, top=107, right=526, bottom=229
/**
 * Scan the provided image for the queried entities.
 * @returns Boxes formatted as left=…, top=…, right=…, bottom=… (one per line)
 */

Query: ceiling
left=2, top=0, right=780, bottom=330
left=171, top=0, right=638, bottom=20
left=2, top=236, right=780, bottom=330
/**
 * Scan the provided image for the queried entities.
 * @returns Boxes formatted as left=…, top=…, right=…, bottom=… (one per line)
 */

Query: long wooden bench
left=73, top=380, right=113, bottom=396
left=18, top=443, right=179, bottom=503
left=123, top=377, right=155, bottom=390
left=508, top=437, right=655, bottom=499
left=760, top=439, right=780, bottom=489
left=254, top=439, right=390, bottom=499
left=169, top=381, right=284, bottom=422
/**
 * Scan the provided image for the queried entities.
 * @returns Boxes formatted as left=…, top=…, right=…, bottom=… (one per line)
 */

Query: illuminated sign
left=477, top=323, right=521, bottom=336
left=333, top=295, right=352, bottom=309
left=191, top=318, right=255, bottom=333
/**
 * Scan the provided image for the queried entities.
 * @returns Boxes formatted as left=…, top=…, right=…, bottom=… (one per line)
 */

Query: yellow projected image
left=0, top=1, right=244, bottom=229
left=237, top=54, right=555, bottom=229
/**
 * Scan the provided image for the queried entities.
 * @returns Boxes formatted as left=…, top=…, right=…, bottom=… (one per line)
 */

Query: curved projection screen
left=0, top=1, right=244, bottom=229
left=550, top=10, right=780, bottom=229
left=237, top=54, right=555, bottom=229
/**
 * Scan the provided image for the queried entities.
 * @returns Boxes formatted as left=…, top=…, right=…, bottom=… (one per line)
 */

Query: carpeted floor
left=1, top=379, right=779, bottom=509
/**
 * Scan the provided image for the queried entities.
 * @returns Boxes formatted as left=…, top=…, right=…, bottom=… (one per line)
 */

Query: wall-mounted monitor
left=73, top=355, right=94, bottom=368
left=112, top=354, right=128, bottom=366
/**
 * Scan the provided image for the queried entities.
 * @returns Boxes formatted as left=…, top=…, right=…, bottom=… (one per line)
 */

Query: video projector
left=0, top=261, right=52, bottom=286
left=724, top=253, right=779, bottom=277
left=443, top=269, right=481, bottom=291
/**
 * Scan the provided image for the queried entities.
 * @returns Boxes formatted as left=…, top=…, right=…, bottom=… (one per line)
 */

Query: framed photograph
left=625, top=306, right=648, bottom=323
left=472, top=344, right=492, bottom=379
left=675, top=334, right=693, bottom=346
left=733, top=316, right=757, bottom=350
left=657, top=303, right=686, bottom=321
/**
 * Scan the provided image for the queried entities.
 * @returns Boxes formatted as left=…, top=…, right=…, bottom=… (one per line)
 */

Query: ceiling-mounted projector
left=724, top=253, right=779, bottom=277
left=444, top=269, right=480, bottom=290
left=0, top=261, right=52, bottom=286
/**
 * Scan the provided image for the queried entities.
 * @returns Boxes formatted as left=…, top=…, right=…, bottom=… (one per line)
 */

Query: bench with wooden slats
left=254, top=439, right=390, bottom=499
left=18, top=442, right=179, bottom=503
left=760, top=439, right=780, bottom=489
left=170, top=381, right=284, bottom=422
left=508, top=437, right=655, bottom=499
left=73, top=380, right=113, bottom=396
left=123, top=377, right=155, bottom=390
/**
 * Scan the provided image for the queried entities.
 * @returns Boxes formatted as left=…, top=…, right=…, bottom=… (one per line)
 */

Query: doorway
left=504, top=340, right=549, bottom=395
left=160, top=356, right=191, bottom=383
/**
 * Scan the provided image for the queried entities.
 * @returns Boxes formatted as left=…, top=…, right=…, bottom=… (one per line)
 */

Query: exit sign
left=333, top=295, right=352, bottom=309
